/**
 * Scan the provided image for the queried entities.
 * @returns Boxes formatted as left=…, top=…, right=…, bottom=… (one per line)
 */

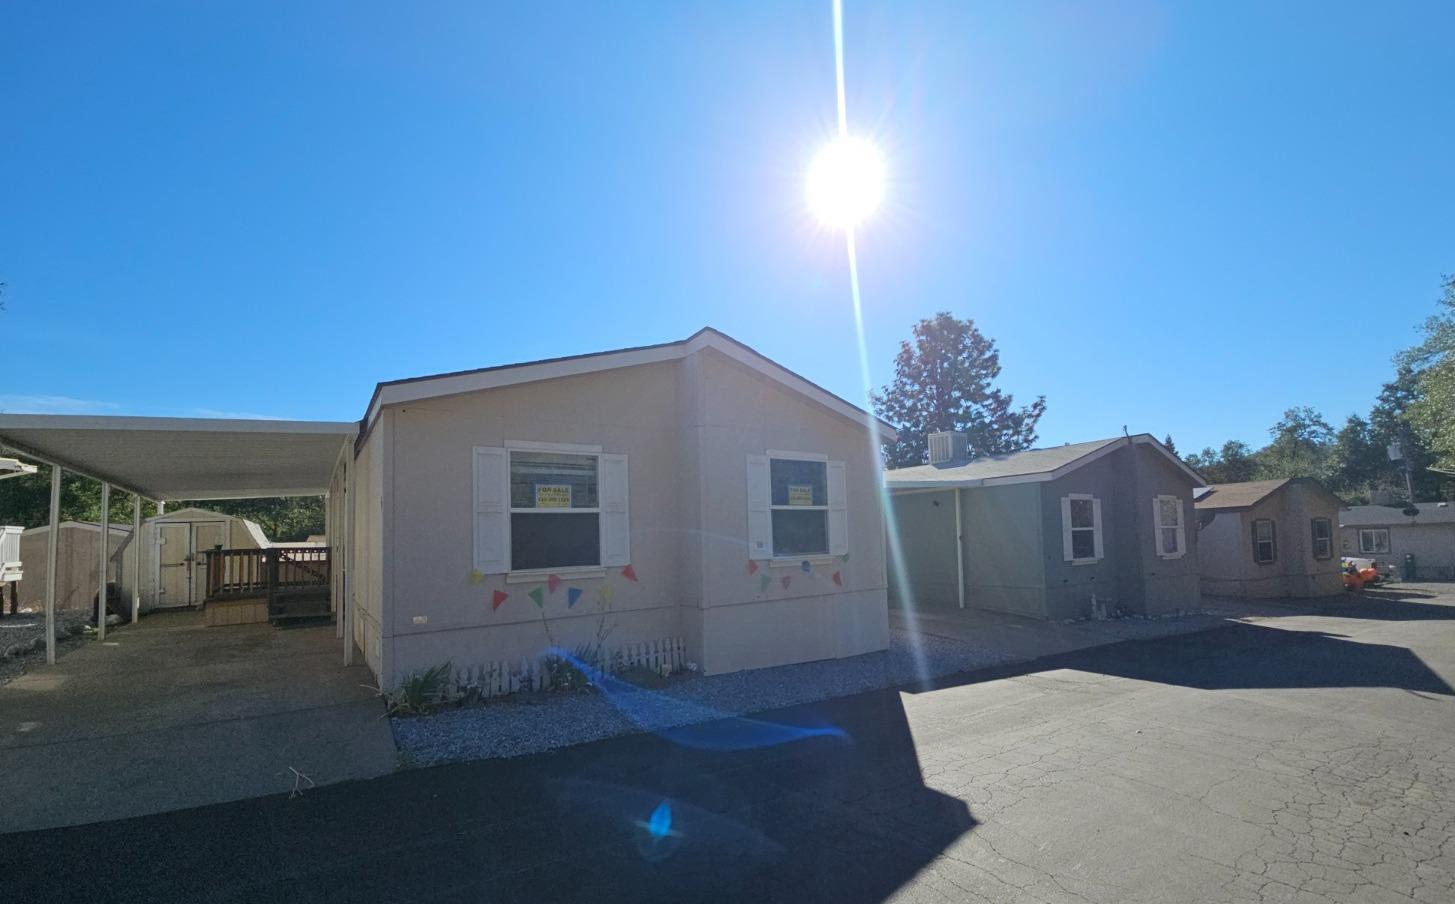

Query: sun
left=806, top=135, right=885, bottom=229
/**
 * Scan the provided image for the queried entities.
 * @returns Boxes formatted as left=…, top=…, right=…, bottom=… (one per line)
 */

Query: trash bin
left=1403, top=553, right=1416, bottom=582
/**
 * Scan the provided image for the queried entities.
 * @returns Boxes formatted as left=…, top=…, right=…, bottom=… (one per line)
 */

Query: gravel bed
left=0, top=610, right=90, bottom=686
left=394, top=629, right=1013, bottom=767
left=390, top=612, right=1240, bottom=768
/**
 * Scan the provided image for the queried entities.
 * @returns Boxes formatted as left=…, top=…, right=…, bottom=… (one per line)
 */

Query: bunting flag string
left=758, top=574, right=772, bottom=593
left=800, top=560, right=812, bottom=573
left=621, top=564, right=638, bottom=582
left=491, top=590, right=508, bottom=610
left=747, top=560, right=759, bottom=575
left=598, top=583, right=614, bottom=603
left=781, top=575, right=792, bottom=590
left=567, top=587, right=583, bottom=608
left=832, top=571, right=843, bottom=586
left=469, top=569, right=484, bottom=585
left=527, top=587, right=545, bottom=608
left=547, top=574, right=561, bottom=593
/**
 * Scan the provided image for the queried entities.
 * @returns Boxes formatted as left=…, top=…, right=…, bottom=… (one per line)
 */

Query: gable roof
left=883, top=434, right=1202, bottom=490
left=358, top=327, right=896, bottom=444
left=1193, top=477, right=1342, bottom=512
left=1340, top=502, right=1455, bottom=527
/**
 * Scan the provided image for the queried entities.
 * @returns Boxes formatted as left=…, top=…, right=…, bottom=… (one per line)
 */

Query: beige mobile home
left=1194, top=478, right=1344, bottom=598
left=336, top=328, right=894, bottom=687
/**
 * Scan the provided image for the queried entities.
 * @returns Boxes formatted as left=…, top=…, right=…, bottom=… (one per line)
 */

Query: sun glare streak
left=829, top=0, right=932, bottom=688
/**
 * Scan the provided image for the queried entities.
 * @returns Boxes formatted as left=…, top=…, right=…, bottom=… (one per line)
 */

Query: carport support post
left=44, top=465, right=61, bottom=664
left=954, top=487, right=965, bottom=610
left=97, top=482, right=110, bottom=641
left=131, top=494, right=142, bottom=625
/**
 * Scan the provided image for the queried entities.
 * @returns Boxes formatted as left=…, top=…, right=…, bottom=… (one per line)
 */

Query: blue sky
left=2, top=1, right=1452, bottom=454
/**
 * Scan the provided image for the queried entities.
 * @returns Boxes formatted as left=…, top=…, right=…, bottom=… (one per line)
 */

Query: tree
left=1256, top=407, right=1335, bottom=480
left=873, top=312, right=1046, bottom=467
left=1326, top=415, right=1384, bottom=501
left=1162, top=434, right=1177, bottom=456
left=1184, top=440, right=1258, bottom=484
left=1401, top=275, right=1455, bottom=475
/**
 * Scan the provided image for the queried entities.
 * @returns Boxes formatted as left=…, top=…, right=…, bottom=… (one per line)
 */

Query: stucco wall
left=1339, top=522, right=1455, bottom=580
left=885, top=490, right=959, bottom=609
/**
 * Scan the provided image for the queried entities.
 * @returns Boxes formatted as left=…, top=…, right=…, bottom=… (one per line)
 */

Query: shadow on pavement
left=5, top=681, right=976, bottom=903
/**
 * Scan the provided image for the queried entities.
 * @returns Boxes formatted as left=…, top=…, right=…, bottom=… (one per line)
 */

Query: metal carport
left=0, top=414, right=358, bottom=664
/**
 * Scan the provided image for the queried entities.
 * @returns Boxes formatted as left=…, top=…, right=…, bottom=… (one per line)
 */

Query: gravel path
left=392, top=611, right=1234, bottom=767
left=0, top=610, right=89, bottom=686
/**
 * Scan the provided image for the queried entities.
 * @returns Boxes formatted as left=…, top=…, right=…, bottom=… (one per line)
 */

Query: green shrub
left=384, top=662, right=453, bottom=716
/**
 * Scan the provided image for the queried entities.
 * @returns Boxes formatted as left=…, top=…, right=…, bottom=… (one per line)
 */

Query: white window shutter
left=1060, top=496, right=1074, bottom=561
left=473, top=446, right=509, bottom=574
left=1174, top=498, right=1186, bottom=557
left=827, top=460, right=848, bottom=556
left=599, top=453, right=630, bottom=567
left=747, top=454, right=771, bottom=560
left=1091, top=498, right=1104, bottom=560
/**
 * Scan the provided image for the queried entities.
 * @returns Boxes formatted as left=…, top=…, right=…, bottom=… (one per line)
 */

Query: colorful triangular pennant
left=832, top=571, right=843, bottom=587
left=747, top=560, right=759, bottom=575
left=567, top=587, right=583, bottom=608
left=547, top=574, right=561, bottom=593
left=621, top=564, right=638, bottom=582
left=469, top=569, right=484, bottom=585
left=491, top=590, right=508, bottom=610
left=781, top=575, right=792, bottom=590
left=598, top=583, right=614, bottom=603
left=758, top=574, right=772, bottom=593
left=527, top=587, right=544, bottom=608
left=800, top=560, right=812, bottom=573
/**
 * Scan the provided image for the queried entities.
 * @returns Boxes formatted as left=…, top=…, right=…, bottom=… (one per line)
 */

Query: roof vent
left=928, top=431, right=969, bottom=466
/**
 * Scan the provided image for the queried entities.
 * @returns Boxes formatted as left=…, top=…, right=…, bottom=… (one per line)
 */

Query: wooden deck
left=204, top=546, right=331, bottom=624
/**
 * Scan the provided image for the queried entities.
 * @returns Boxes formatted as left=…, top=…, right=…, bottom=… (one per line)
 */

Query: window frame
left=767, top=451, right=830, bottom=560
left=1310, top=517, right=1333, bottom=560
left=1358, top=528, right=1390, bottom=556
left=506, top=443, right=604, bottom=577
left=1062, top=493, right=1103, bottom=566
left=1152, top=494, right=1186, bottom=560
left=1252, top=518, right=1277, bottom=565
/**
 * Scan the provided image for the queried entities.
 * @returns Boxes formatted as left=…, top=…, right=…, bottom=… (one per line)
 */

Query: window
left=1153, top=495, right=1185, bottom=558
left=770, top=457, right=828, bottom=556
left=509, top=451, right=600, bottom=571
left=1061, top=494, right=1103, bottom=564
left=1358, top=528, right=1390, bottom=555
left=1311, top=518, right=1333, bottom=559
left=746, top=452, right=848, bottom=561
left=1252, top=518, right=1277, bottom=564
left=472, top=444, right=629, bottom=575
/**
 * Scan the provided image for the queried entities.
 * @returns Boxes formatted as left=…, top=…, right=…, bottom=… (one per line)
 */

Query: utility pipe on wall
left=131, top=493, right=142, bottom=625
left=954, top=487, right=965, bottom=609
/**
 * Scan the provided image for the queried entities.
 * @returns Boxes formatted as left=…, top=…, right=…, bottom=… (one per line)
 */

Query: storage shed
left=113, top=507, right=270, bottom=610
left=16, top=522, right=130, bottom=611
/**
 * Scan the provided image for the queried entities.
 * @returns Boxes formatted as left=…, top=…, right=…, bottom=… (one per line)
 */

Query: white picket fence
left=449, top=636, right=688, bottom=700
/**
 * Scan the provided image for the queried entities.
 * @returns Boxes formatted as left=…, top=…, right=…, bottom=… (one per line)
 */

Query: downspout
left=954, top=487, right=965, bottom=609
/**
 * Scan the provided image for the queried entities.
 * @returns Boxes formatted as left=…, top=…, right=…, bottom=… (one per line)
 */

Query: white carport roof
left=0, top=415, right=357, bottom=500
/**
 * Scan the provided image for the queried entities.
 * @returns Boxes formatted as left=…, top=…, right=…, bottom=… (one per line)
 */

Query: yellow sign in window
left=535, top=484, right=572, bottom=508
left=787, top=484, right=814, bottom=506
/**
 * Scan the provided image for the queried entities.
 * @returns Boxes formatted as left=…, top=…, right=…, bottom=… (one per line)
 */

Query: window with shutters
left=1153, top=495, right=1186, bottom=558
left=1311, top=518, right=1333, bottom=559
left=1252, top=518, right=1277, bottom=564
left=747, top=452, right=847, bottom=562
left=473, top=443, right=629, bottom=576
left=1062, top=494, right=1103, bottom=564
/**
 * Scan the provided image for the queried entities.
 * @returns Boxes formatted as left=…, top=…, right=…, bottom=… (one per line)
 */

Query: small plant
left=543, top=642, right=600, bottom=692
left=383, top=661, right=453, bottom=716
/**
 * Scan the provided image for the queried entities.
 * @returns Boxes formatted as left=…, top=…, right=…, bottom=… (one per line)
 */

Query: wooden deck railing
left=204, top=546, right=331, bottom=619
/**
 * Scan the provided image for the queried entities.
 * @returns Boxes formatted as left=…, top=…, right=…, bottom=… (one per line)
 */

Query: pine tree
left=873, top=312, right=1045, bottom=468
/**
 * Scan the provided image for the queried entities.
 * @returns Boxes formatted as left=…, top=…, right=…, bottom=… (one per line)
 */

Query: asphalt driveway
left=6, top=585, right=1455, bottom=903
